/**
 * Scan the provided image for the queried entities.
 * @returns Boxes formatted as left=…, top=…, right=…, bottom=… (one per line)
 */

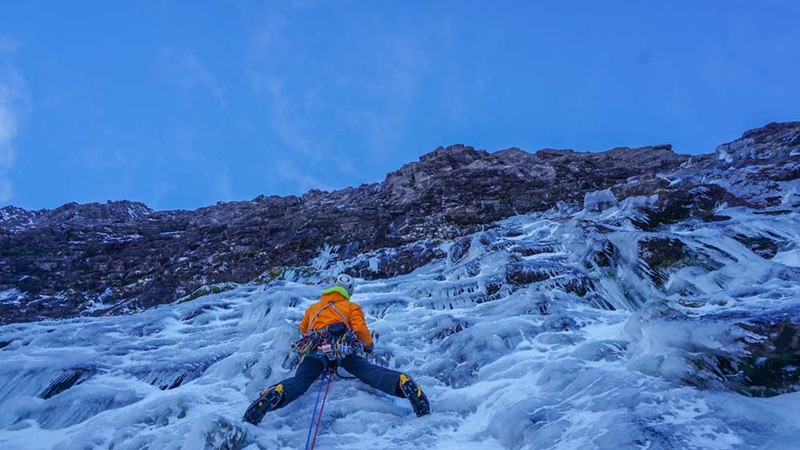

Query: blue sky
left=1, top=1, right=798, bottom=211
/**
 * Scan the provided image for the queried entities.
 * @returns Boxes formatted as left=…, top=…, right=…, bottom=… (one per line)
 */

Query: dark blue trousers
left=277, top=355, right=405, bottom=408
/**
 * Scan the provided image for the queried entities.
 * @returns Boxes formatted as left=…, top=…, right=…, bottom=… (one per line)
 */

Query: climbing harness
left=292, top=323, right=366, bottom=362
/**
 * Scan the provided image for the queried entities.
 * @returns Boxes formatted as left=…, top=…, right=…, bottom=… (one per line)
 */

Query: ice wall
left=1, top=190, right=799, bottom=449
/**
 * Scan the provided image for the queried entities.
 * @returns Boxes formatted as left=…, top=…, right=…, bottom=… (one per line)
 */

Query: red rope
left=309, top=368, right=334, bottom=450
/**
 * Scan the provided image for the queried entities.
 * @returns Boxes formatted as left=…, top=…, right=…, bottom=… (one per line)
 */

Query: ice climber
left=243, top=274, right=430, bottom=425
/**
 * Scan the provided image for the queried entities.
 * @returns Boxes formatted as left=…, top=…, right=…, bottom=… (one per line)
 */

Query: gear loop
left=292, top=324, right=366, bottom=362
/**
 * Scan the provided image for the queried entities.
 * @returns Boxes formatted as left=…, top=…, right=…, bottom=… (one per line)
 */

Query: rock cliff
left=1, top=122, right=798, bottom=324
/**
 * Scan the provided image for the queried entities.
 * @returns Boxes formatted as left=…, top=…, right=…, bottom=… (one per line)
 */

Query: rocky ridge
left=1, top=122, right=799, bottom=325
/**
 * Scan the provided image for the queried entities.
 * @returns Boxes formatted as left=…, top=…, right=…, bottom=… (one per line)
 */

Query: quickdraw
left=292, top=327, right=366, bottom=362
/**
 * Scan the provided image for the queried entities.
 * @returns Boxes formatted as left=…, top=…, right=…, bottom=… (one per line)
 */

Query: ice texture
left=1, top=191, right=799, bottom=449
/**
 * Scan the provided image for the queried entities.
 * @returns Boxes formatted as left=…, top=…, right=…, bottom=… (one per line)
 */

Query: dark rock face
left=736, top=319, right=800, bottom=396
left=716, top=121, right=800, bottom=164
left=0, top=200, right=154, bottom=232
left=638, top=237, right=689, bottom=287
left=2, top=122, right=799, bottom=325
left=639, top=306, right=800, bottom=398
left=39, top=369, right=94, bottom=400
left=449, top=237, right=472, bottom=264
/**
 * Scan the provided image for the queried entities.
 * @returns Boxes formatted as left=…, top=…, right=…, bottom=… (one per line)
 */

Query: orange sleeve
left=349, top=303, right=372, bottom=346
left=299, top=306, right=311, bottom=334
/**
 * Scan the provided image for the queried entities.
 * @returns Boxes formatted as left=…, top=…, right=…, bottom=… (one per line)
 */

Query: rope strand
left=309, top=368, right=335, bottom=450
left=304, top=370, right=328, bottom=450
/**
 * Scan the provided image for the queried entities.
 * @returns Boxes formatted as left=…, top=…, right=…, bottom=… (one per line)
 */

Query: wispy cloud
left=158, top=48, right=226, bottom=107
left=213, top=170, right=235, bottom=203
left=245, top=9, right=427, bottom=191
left=270, top=157, right=333, bottom=194
left=0, top=38, right=28, bottom=204
left=0, top=37, right=20, bottom=53
left=246, top=13, right=315, bottom=154
left=243, top=8, right=482, bottom=194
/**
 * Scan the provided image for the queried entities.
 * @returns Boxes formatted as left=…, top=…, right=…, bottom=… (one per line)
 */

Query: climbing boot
left=399, top=374, right=430, bottom=417
left=243, top=384, right=284, bottom=425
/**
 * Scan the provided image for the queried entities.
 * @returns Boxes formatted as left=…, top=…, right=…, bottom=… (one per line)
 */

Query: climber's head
left=332, top=273, right=354, bottom=298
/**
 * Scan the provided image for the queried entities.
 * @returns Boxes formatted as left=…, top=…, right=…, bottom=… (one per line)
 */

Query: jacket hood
left=321, top=286, right=350, bottom=301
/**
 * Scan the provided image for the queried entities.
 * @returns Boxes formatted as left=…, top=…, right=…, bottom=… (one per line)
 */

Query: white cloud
left=0, top=89, right=17, bottom=162
left=242, top=7, right=488, bottom=197
left=0, top=40, right=27, bottom=204
left=213, top=170, right=234, bottom=203
left=270, top=157, right=333, bottom=194
left=263, top=78, right=317, bottom=158
left=158, top=48, right=226, bottom=107
left=245, top=10, right=422, bottom=190
left=0, top=37, right=20, bottom=53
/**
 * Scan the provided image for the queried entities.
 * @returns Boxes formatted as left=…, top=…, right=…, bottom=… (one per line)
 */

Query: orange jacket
left=299, top=287, right=373, bottom=347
